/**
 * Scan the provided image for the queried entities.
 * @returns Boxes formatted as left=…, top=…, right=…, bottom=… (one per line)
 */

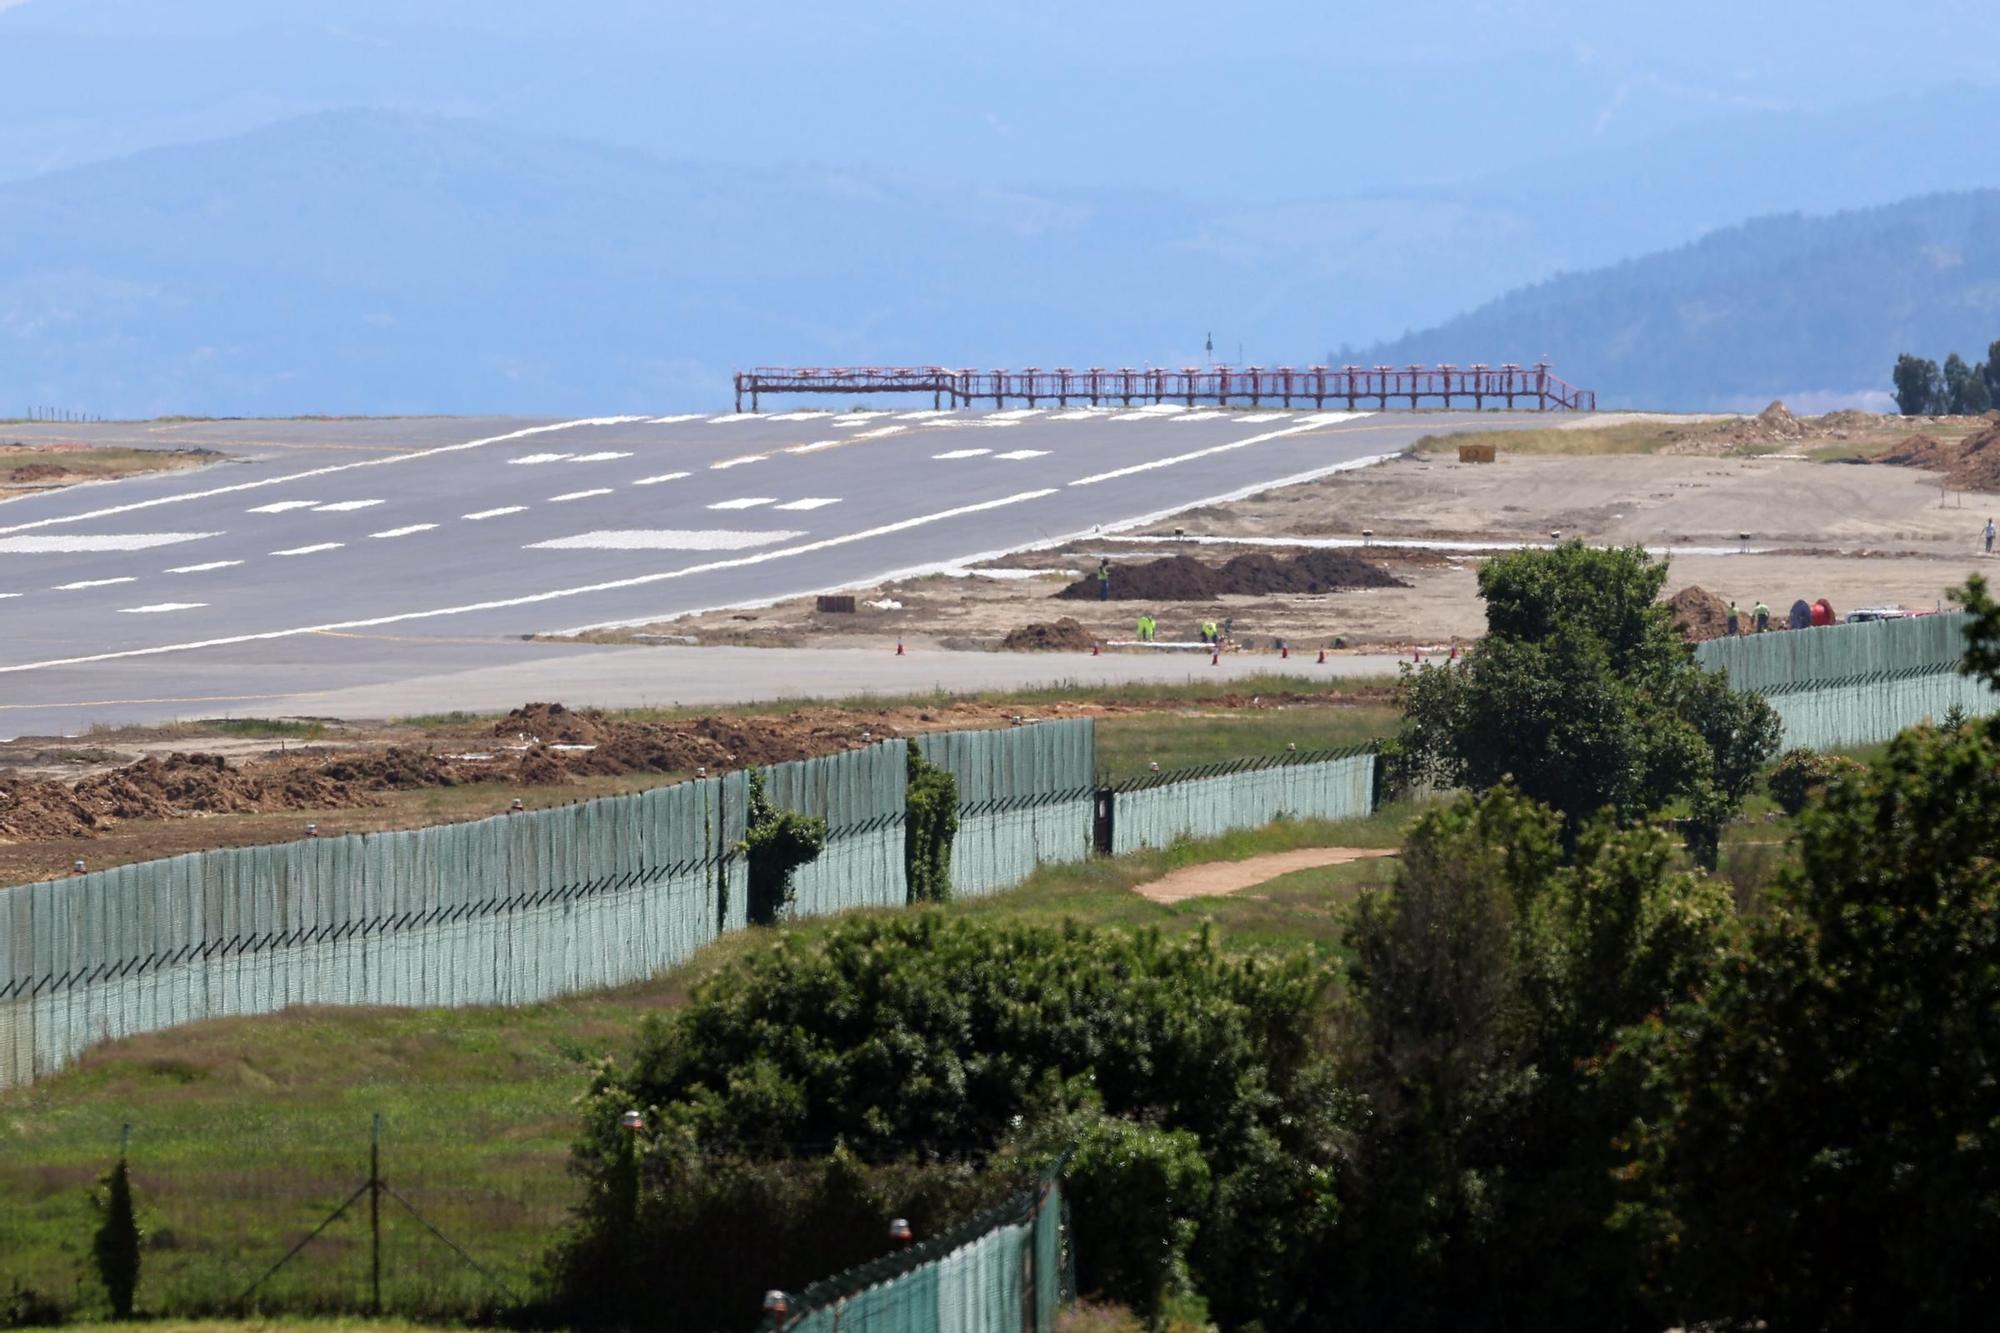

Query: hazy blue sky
left=3, top=0, right=1995, bottom=194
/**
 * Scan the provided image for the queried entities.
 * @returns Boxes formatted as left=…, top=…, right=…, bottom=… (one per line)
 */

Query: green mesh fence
left=1691, top=613, right=1999, bottom=748
left=1111, top=748, right=1377, bottom=856
left=778, top=1158, right=1070, bottom=1333
left=917, top=722, right=1096, bottom=898
left=1692, top=613, right=1972, bottom=691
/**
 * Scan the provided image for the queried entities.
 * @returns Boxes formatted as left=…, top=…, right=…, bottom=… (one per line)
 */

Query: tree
left=1984, top=338, right=2000, bottom=410
left=1333, top=788, right=1730, bottom=1332
left=91, top=1154, right=142, bottom=1320
left=1622, top=577, right=2000, bottom=1330
left=1892, top=353, right=1944, bottom=416
left=1396, top=543, right=1779, bottom=865
left=1944, top=352, right=1979, bottom=414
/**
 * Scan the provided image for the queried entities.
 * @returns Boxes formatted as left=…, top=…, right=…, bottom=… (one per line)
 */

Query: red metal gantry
left=732, top=363, right=1595, bottom=413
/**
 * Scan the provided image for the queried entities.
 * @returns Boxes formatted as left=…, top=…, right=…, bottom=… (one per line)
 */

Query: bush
left=1767, top=748, right=1863, bottom=817
left=740, top=768, right=827, bottom=924
left=1066, top=1118, right=1211, bottom=1322
left=904, top=742, right=958, bottom=904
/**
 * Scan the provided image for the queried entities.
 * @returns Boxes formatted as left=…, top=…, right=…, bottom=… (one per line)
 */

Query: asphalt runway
left=0, top=407, right=1522, bottom=735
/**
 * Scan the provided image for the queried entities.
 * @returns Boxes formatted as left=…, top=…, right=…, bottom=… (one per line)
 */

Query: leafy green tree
left=1964, top=367, right=1993, bottom=415
left=1984, top=338, right=2000, bottom=410
left=740, top=768, right=826, bottom=924
left=1944, top=351, right=1978, bottom=414
left=1065, top=1117, right=1212, bottom=1322
left=1621, top=577, right=2000, bottom=1330
left=91, top=1155, right=142, bottom=1320
left=1396, top=543, right=1778, bottom=865
left=1893, top=353, right=1944, bottom=416
left=1333, top=788, right=1730, bottom=1332
left=903, top=741, right=958, bottom=904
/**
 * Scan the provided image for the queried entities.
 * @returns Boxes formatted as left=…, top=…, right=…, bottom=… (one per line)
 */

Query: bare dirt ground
left=603, top=410, right=2000, bottom=654
left=1134, top=847, right=1398, bottom=903
left=0, top=441, right=220, bottom=500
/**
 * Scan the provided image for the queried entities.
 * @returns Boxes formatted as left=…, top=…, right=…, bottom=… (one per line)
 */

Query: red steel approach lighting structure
left=732, top=362, right=1596, bottom=413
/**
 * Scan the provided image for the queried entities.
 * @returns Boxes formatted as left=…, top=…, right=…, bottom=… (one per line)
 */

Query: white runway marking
left=0, top=417, right=640, bottom=539
left=648, top=413, right=706, bottom=424
left=774, top=497, right=841, bottom=510
left=526, top=529, right=806, bottom=551
left=570, top=451, right=634, bottom=462
left=707, top=497, right=775, bottom=510
left=248, top=500, right=319, bottom=514
left=313, top=499, right=385, bottom=512
left=707, top=413, right=759, bottom=424
left=851, top=425, right=908, bottom=440
left=1170, top=412, right=1229, bottom=423
left=464, top=506, right=529, bottom=520
left=833, top=412, right=892, bottom=425
left=784, top=440, right=843, bottom=455
left=987, top=408, right=1045, bottom=421
left=933, top=448, right=991, bottom=459
left=119, top=602, right=207, bottom=614
left=0, top=593, right=19, bottom=600
left=896, top=409, right=954, bottom=420
left=166, top=560, right=243, bottom=574
left=0, top=532, right=216, bottom=554
left=1113, top=404, right=1188, bottom=420
left=633, top=472, right=692, bottom=486
left=1069, top=412, right=1371, bottom=487
left=0, top=488, right=1062, bottom=670
left=1234, top=412, right=1291, bottom=423
left=710, top=455, right=767, bottom=470
left=272, top=542, right=345, bottom=556
left=1049, top=408, right=1113, bottom=420
left=768, top=410, right=833, bottom=421
left=370, top=524, right=438, bottom=539
left=510, top=452, right=572, bottom=465
left=994, top=449, right=1050, bottom=460
left=549, top=489, right=614, bottom=503
left=56, top=577, right=138, bottom=590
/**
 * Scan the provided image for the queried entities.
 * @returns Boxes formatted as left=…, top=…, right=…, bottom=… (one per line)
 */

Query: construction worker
left=1201, top=619, right=1218, bottom=646
left=1096, top=558, right=1112, bottom=601
left=1726, top=601, right=1740, bottom=636
left=1136, top=613, right=1154, bottom=642
left=1753, top=600, right=1770, bottom=633
left=1985, top=517, right=1995, bottom=554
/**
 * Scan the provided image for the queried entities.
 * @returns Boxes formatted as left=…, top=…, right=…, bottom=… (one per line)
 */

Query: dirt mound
left=1754, top=400, right=1806, bottom=439
left=1875, top=433, right=1957, bottom=470
left=1000, top=618, right=1098, bottom=651
left=1056, top=550, right=1404, bottom=601
left=1946, top=423, right=2000, bottom=493
left=1665, top=585, right=1733, bottom=642
left=3, top=462, right=69, bottom=484
left=0, top=752, right=390, bottom=842
left=1819, top=409, right=1879, bottom=432
left=495, top=702, right=607, bottom=745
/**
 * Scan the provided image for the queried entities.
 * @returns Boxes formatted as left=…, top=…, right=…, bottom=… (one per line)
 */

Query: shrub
left=904, top=741, right=958, bottom=904
left=740, top=768, right=826, bottom=924
left=1066, top=1118, right=1211, bottom=1322
left=91, top=1157, right=141, bottom=1320
left=1767, top=748, right=1863, bottom=817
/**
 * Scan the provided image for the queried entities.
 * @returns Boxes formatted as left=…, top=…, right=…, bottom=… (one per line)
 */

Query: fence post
left=370, top=1112, right=383, bottom=1316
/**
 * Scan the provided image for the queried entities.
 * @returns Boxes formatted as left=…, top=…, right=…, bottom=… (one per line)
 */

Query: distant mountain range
left=2, top=107, right=1998, bottom=415
left=1364, top=191, right=2000, bottom=411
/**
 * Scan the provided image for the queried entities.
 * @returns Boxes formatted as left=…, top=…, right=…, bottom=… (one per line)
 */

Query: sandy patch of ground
left=0, top=442, right=220, bottom=500
left=1134, top=846, right=1397, bottom=903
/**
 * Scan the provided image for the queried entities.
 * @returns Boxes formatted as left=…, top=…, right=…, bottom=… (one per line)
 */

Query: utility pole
left=370, top=1113, right=383, bottom=1316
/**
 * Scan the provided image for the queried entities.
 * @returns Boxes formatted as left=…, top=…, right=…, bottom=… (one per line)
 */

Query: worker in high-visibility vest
left=1201, top=619, right=1219, bottom=645
left=1726, top=601, right=1740, bottom=636
left=1753, top=600, right=1771, bottom=633
left=1096, top=559, right=1112, bottom=600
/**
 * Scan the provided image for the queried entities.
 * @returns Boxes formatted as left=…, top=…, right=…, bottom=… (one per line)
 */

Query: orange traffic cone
left=1210, top=650, right=1219, bottom=667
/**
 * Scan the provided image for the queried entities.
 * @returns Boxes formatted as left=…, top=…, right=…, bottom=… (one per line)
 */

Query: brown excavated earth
left=1665, top=585, right=1733, bottom=643
left=998, top=618, right=1099, bottom=652
left=1058, top=550, right=1405, bottom=602
left=1870, top=422, right=2000, bottom=493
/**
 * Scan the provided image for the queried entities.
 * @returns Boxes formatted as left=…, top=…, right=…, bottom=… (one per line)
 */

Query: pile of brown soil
left=1751, top=400, right=1807, bottom=440
left=0, top=753, right=391, bottom=842
left=1946, top=424, right=2000, bottom=493
left=1056, top=550, right=1405, bottom=602
left=3, top=462, right=70, bottom=484
left=1874, top=434, right=1957, bottom=470
left=1665, top=585, right=1733, bottom=642
left=999, top=618, right=1098, bottom=651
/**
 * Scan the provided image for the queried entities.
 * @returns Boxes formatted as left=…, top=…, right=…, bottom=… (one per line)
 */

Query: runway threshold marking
left=0, top=417, right=643, bottom=538
left=0, top=488, right=1060, bottom=673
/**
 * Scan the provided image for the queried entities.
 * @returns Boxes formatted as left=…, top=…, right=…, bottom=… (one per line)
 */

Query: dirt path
left=1134, top=846, right=1397, bottom=903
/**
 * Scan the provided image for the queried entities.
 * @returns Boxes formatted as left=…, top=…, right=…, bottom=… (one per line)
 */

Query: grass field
left=0, top=807, right=1419, bottom=1323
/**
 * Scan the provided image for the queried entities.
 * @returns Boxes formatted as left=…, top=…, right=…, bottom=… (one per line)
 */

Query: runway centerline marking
left=314, top=499, right=384, bottom=512
left=370, top=524, right=438, bottom=539
left=934, top=448, right=991, bottom=459
left=0, top=532, right=217, bottom=553
left=56, top=577, right=138, bottom=590
left=549, top=489, right=613, bottom=503
left=1068, top=413, right=1370, bottom=487
left=272, top=542, right=344, bottom=556
left=119, top=602, right=207, bottom=614
left=510, top=452, right=572, bottom=464
left=166, top=560, right=243, bottom=574
left=0, top=417, right=640, bottom=538
left=569, top=451, right=633, bottom=462
left=783, top=440, right=843, bottom=455
left=773, top=498, right=840, bottom=511
left=527, top=529, right=806, bottom=551
left=708, top=497, right=775, bottom=510
left=0, top=488, right=1062, bottom=672
left=994, top=449, right=1050, bottom=460
left=248, top=500, right=319, bottom=514
left=633, top=472, right=692, bottom=486
left=464, top=506, right=529, bottom=520
left=710, top=455, right=768, bottom=470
